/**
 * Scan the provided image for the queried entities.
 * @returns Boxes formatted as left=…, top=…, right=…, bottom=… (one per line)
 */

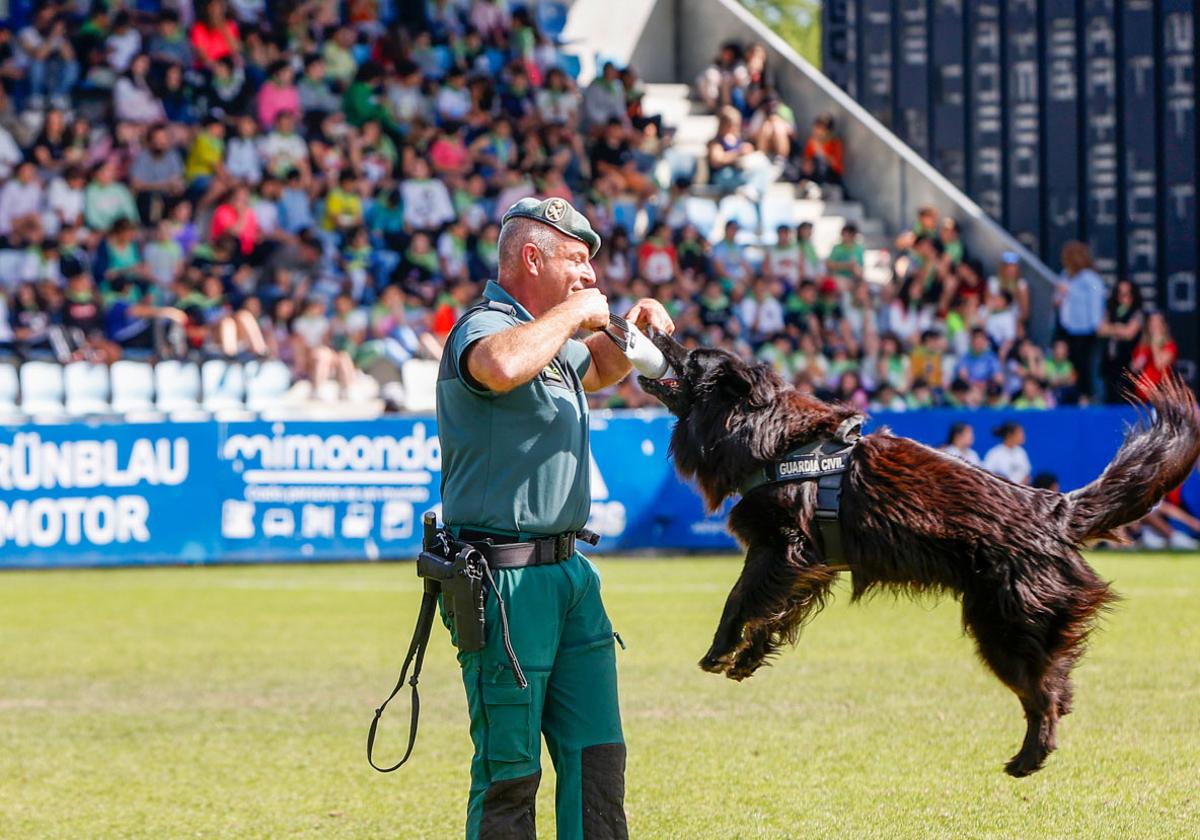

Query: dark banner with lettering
left=858, top=0, right=894, bottom=127
left=822, top=0, right=858, bottom=98
left=1159, top=0, right=1198, bottom=383
left=1041, top=0, right=1082, bottom=268
left=1121, top=0, right=1160, bottom=310
left=929, top=0, right=966, bottom=190
left=966, top=0, right=1004, bottom=220
left=1003, top=0, right=1041, bottom=252
left=1082, top=0, right=1121, bottom=284
left=893, top=0, right=930, bottom=158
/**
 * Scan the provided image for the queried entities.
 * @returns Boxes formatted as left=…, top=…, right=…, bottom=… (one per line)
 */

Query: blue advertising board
left=0, top=408, right=1153, bottom=569
left=1159, top=0, right=1198, bottom=384
left=966, top=0, right=1004, bottom=221
left=892, top=0, right=931, bottom=159
left=1003, top=0, right=1041, bottom=253
left=1121, top=0, right=1160, bottom=310
left=1041, top=0, right=1082, bottom=267
left=1081, top=0, right=1121, bottom=285
left=857, top=0, right=895, bottom=128
left=928, top=0, right=966, bottom=190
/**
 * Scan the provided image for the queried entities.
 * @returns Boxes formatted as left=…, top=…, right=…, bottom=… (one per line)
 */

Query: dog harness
left=738, top=416, right=863, bottom=561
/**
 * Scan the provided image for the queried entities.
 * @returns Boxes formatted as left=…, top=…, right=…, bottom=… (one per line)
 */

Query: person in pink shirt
left=257, top=60, right=300, bottom=130
left=210, top=183, right=259, bottom=256
left=428, top=124, right=470, bottom=177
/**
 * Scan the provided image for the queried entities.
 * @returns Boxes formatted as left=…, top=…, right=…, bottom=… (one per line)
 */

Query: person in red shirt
left=1130, top=311, right=1176, bottom=399
left=801, top=112, right=844, bottom=190
left=210, top=183, right=259, bottom=257
left=191, top=0, right=241, bottom=69
left=636, top=222, right=679, bottom=285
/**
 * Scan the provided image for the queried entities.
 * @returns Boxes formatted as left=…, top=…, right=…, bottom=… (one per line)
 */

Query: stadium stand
left=0, top=0, right=1163, bottom=423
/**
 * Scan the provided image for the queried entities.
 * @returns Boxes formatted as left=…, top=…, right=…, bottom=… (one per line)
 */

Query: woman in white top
left=983, top=421, right=1032, bottom=484
left=940, top=422, right=981, bottom=466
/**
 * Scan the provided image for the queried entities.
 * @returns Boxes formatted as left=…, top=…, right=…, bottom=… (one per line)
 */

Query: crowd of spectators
left=0, top=6, right=1173, bottom=414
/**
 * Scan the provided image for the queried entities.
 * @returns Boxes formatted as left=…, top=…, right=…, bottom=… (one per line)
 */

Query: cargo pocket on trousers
left=482, top=681, right=535, bottom=764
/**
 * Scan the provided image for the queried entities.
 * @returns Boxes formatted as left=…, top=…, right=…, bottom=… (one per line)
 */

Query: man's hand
left=560, top=288, right=610, bottom=332
left=626, top=298, right=675, bottom=335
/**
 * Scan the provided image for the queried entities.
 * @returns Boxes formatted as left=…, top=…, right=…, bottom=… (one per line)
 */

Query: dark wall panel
left=928, top=0, right=966, bottom=190
left=966, top=0, right=1004, bottom=220
left=1003, top=0, right=1041, bottom=252
left=1120, top=0, right=1160, bottom=309
left=822, top=0, right=859, bottom=98
left=858, top=0, right=895, bottom=127
left=1159, top=0, right=1198, bottom=380
left=893, top=0, right=930, bottom=158
left=1041, top=0, right=1082, bottom=270
left=1081, top=0, right=1121, bottom=285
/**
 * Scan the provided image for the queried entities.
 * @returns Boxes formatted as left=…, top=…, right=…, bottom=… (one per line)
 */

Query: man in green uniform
left=436, top=197, right=674, bottom=839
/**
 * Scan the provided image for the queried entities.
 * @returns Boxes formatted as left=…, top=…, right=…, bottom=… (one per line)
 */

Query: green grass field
left=2, top=554, right=1198, bottom=839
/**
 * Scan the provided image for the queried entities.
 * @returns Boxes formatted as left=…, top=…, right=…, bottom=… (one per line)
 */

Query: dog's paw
left=1003, top=752, right=1046, bottom=778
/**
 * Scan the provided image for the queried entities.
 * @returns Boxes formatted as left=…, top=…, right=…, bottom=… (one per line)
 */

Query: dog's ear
left=724, top=361, right=778, bottom=410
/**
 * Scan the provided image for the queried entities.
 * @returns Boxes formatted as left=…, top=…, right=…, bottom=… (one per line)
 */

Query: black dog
left=640, top=333, right=1200, bottom=776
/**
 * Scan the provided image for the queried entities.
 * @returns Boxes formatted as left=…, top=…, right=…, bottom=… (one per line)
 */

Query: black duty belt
left=458, top=528, right=601, bottom=568
left=737, top=419, right=862, bottom=562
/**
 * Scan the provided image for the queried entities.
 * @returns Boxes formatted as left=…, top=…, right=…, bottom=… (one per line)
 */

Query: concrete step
left=643, top=83, right=692, bottom=100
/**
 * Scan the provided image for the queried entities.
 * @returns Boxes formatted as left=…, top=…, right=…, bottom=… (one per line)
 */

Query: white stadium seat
left=0, top=363, right=21, bottom=417
left=201, top=359, right=247, bottom=412
left=401, top=359, right=439, bottom=412
left=154, top=360, right=203, bottom=414
left=19, top=361, right=67, bottom=418
left=110, top=361, right=156, bottom=415
left=63, top=361, right=111, bottom=415
left=245, top=360, right=292, bottom=412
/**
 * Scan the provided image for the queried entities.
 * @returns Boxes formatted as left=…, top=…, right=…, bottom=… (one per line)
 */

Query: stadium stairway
left=640, top=83, right=892, bottom=284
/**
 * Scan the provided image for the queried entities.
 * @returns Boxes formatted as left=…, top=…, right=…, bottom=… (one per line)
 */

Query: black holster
left=417, top=517, right=488, bottom=652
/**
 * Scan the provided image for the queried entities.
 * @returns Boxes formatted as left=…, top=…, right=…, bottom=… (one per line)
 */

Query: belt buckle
left=554, top=533, right=571, bottom=562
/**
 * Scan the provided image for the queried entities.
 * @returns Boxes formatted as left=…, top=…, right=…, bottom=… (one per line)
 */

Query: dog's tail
left=1065, top=374, right=1200, bottom=543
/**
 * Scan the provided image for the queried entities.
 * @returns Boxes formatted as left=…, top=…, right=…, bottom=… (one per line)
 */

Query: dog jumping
left=639, top=332, right=1200, bottom=777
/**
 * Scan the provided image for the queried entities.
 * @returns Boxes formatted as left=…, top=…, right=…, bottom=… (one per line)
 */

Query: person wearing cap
left=435, top=196, right=673, bottom=840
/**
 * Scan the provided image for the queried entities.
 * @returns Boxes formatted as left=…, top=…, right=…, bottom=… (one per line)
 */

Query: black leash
left=367, top=553, right=529, bottom=772
left=366, top=584, right=439, bottom=773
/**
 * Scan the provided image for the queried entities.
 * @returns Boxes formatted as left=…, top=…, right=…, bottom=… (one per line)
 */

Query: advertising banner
left=0, top=407, right=1144, bottom=569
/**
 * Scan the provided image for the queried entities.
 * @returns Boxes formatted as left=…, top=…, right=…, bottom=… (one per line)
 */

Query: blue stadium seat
left=611, top=199, right=639, bottom=235
left=536, top=1, right=569, bottom=39
left=430, top=45, right=455, bottom=79
left=484, top=48, right=507, bottom=76
left=558, top=53, right=582, bottom=81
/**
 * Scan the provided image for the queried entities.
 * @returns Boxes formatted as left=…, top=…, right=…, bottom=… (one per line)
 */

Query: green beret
left=500, top=197, right=602, bottom=259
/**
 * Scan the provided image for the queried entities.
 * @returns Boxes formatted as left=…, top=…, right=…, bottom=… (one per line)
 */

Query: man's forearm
left=466, top=306, right=582, bottom=393
left=582, top=332, right=632, bottom=390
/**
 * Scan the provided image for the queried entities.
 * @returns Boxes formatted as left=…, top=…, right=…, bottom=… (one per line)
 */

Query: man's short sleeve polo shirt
left=436, top=280, right=592, bottom=536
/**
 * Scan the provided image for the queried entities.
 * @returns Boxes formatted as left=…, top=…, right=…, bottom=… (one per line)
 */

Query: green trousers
left=447, top=550, right=627, bottom=840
